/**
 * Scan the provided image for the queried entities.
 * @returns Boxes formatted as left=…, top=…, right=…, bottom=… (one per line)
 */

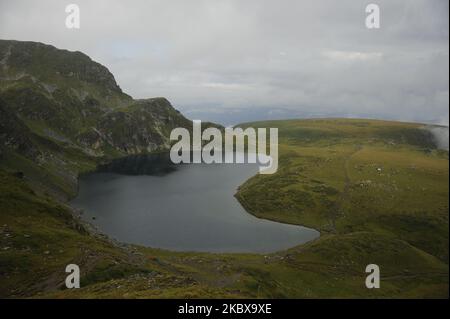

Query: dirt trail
left=329, top=145, right=362, bottom=232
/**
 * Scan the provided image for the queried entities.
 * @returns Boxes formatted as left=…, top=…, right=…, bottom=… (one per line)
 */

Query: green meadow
left=0, top=119, right=448, bottom=298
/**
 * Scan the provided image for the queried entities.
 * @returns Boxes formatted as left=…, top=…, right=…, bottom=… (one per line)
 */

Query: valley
left=0, top=40, right=448, bottom=298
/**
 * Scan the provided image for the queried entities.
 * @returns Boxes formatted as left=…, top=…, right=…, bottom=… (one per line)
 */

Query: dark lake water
left=71, top=153, right=319, bottom=253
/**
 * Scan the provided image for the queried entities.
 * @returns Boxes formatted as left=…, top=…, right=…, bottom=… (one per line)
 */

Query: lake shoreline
left=71, top=155, right=319, bottom=254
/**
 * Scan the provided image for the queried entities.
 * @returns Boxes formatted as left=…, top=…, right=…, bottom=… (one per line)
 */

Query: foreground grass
left=0, top=119, right=448, bottom=298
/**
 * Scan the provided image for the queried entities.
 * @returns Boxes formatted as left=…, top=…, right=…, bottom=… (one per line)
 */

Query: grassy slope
left=236, top=119, right=449, bottom=296
left=0, top=119, right=448, bottom=298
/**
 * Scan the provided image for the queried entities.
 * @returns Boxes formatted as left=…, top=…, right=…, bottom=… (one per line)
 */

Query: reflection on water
left=72, top=153, right=319, bottom=253
left=96, top=152, right=177, bottom=175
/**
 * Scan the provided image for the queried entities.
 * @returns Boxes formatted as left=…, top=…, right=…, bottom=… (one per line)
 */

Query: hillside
left=0, top=40, right=448, bottom=298
left=236, top=119, right=449, bottom=261
left=1, top=119, right=448, bottom=298
left=0, top=40, right=191, bottom=199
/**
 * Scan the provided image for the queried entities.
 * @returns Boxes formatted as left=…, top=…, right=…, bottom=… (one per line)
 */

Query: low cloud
left=428, top=126, right=449, bottom=150
left=322, top=51, right=384, bottom=61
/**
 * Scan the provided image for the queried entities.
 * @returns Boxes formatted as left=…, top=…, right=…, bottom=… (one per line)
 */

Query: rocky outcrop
left=0, top=98, right=40, bottom=160
left=77, top=98, right=191, bottom=154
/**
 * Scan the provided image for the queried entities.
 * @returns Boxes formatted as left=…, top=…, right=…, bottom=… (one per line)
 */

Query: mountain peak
left=0, top=39, right=128, bottom=98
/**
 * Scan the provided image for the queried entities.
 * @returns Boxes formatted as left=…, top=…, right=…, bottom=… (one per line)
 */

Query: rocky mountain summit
left=0, top=40, right=192, bottom=198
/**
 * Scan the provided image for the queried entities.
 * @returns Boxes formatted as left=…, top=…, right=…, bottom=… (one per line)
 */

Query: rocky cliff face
left=77, top=98, right=191, bottom=154
left=0, top=40, right=193, bottom=198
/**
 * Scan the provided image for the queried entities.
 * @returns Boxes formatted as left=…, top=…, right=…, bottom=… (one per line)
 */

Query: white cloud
left=322, top=50, right=383, bottom=61
left=0, top=0, right=448, bottom=125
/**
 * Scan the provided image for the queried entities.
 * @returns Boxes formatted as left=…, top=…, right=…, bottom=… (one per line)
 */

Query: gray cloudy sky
left=0, top=0, right=448, bottom=125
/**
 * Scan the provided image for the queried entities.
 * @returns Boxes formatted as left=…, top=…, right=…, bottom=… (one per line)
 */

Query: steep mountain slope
left=0, top=40, right=191, bottom=198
